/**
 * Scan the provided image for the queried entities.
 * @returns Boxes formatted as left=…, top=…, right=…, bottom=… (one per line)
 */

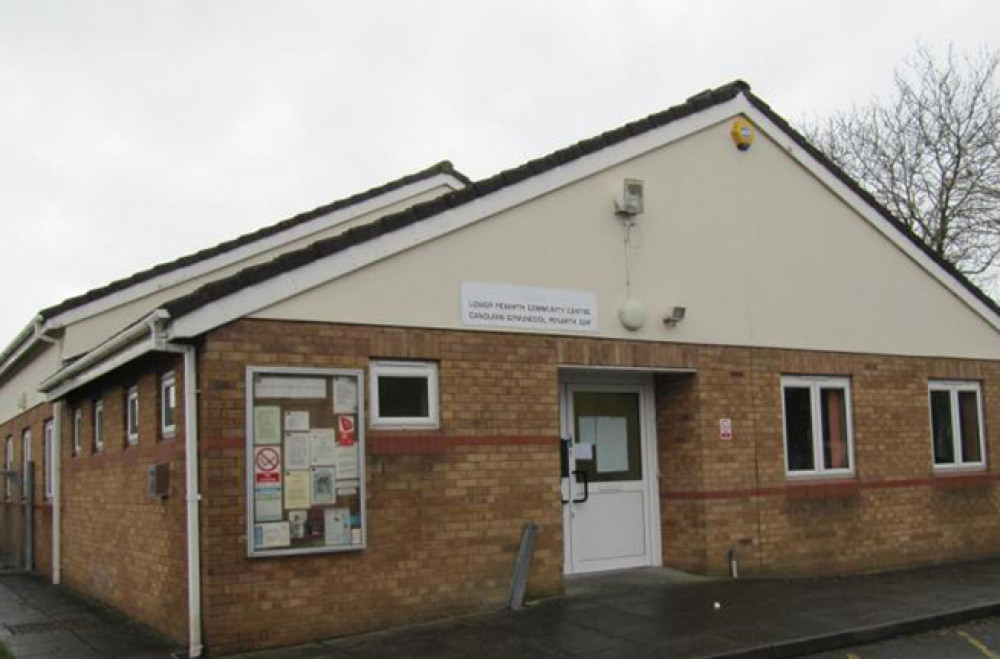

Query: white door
left=561, top=380, right=660, bottom=574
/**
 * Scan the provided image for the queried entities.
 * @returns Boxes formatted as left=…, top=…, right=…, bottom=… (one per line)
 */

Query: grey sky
left=1, top=0, right=997, bottom=344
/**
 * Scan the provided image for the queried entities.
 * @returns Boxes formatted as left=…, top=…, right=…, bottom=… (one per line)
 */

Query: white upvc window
left=93, top=399, right=104, bottom=452
left=161, top=372, right=177, bottom=437
left=44, top=420, right=54, bottom=500
left=370, top=360, right=440, bottom=429
left=72, top=409, right=82, bottom=456
left=781, top=375, right=855, bottom=477
left=929, top=380, right=986, bottom=470
left=126, top=385, right=140, bottom=445
left=21, top=428, right=31, bottom=500
left=4, top=436, right=12, bottom=499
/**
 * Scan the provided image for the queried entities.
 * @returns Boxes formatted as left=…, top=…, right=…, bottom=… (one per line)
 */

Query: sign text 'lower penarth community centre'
left=460, top=282, right=599, bottom=332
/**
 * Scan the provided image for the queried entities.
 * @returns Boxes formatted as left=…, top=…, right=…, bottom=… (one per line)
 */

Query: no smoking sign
left=254, top=446, right=282, bottom=484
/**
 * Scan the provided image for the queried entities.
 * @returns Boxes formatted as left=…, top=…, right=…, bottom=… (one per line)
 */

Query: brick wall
left=198, top=320, right=564, bottom=654
left=0, top=403, right=54, bottom=577
left=196, top=319, right=1000, bottom=652
left=659, top=345, right=1000, bottom=577
left=8, top=316, right=998, bottom=654
left=59, top=355, right=189, bottom=644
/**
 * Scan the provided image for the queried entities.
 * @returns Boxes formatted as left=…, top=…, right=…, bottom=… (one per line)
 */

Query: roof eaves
left=160, top=80, right=752, bottom=323
left=36, top=160, right=469, bottom=321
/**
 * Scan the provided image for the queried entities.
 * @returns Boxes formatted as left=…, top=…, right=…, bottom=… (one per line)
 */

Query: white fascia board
left=0, top=318, right=60, bottom=383
left=0, top=318, right=40, bottom=368
left=52, top=173, right=465, bottom=327
left=169, top=100, right=745, bottom=341
left=734, top=97, right=1000, bottom=335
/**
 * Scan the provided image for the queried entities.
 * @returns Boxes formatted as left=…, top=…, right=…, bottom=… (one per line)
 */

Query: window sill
left=785, top=478, right=860, bottom=500
left=370, top=422, right=440, bottom=431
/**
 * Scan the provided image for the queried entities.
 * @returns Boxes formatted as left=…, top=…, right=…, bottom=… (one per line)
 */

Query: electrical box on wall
left=147, top=463, right=170, bottom=498
left=615, top=178, right=645, bottom=216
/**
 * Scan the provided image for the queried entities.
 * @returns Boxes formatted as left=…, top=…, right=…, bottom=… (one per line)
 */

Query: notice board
left=245, top=366, right=366, bottom=557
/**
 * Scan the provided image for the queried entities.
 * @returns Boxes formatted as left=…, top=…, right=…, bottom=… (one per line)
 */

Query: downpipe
left=183, top=346, right=203, bottom=658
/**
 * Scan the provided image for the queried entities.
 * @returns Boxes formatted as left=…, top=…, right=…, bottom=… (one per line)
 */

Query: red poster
left=337, top=415, right=356, bottom=446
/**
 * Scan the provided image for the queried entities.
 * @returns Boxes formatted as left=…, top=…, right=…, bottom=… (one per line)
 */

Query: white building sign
left=460, top=281, right=599, bottom=333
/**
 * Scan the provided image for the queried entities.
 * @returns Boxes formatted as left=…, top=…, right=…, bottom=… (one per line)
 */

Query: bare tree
left=805, top=44, right=1000, bottom=288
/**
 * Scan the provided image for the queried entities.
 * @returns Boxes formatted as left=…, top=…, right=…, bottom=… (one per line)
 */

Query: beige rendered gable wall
left=61, top=184, right=455, bottom=359
left=253, top=118, right=1000, bottom=360
left=0, top=344, right=59, bottom=425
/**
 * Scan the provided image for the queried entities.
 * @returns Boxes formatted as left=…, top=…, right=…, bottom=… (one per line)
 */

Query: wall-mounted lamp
left=615, top=178, right=645, bottom=217
left=663, top=306, right=687, bottom=327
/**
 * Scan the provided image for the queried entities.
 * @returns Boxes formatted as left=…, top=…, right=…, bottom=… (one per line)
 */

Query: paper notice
left=284, top=470, right=311, bottom=509
left=284, top=411, right=310, bottom=432
left=311, top=467, right=336, bottom=505
left=253, top=406, right=281, bottom=445
left=336, top=415, right=356, bottom=445
left=335, top=443, right=360, bottom=480
left=351, top=528, right=362, bottom=545
left=333, top=378, right=358, bottom=413
left=596, top=416, right=629, bottom=473
left=256, top=376, right=326, bottom=399
left=288, top=510, right=307, bottom=539
left=254, top=522, right=290, bottom=549
left=578, top=416, right=597, bottom=446
left=254, top=486, right=282, bottom=522
left=324, top=508, right=351, bottom=545
left=310, top=429, right=336, bottom=466
left=574, top=442, right=594, bottom=461
left=284, top=433, right=310, bottom=470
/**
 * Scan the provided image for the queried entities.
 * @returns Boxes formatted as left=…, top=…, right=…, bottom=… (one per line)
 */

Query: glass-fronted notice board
left=245, top=366, right=366, bottom=557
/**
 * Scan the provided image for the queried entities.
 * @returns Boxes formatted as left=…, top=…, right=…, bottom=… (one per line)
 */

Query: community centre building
left=2, top=80, right=1000, bottom=657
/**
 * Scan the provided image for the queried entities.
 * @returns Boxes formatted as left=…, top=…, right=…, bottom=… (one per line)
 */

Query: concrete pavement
left=4, top=558, right=1000, bottom=657
left=0, top=573, right=176, bottom=658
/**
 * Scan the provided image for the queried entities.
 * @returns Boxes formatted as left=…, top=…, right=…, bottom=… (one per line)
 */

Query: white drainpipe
left=183, top=345, right=203, bottom=658
left=52, top=401, right=61, bottom=584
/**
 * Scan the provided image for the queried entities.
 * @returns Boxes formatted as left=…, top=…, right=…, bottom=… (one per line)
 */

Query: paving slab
left=0, top=573, right=178, bottom=658
left=6, top=558, right=1000, bottom=658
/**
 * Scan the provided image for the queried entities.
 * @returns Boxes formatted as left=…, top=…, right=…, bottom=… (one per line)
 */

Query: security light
left=663, top=306, right=687, bottom=327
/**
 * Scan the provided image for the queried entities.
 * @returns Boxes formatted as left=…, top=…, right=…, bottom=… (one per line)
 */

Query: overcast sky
left=1, top=0, right=998, bottom=344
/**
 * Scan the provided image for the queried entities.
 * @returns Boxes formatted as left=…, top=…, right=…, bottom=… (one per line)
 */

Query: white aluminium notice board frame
left=244, top=366, right=367, bottom=558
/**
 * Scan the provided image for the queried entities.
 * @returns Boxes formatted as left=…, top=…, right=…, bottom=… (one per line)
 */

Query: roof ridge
left=37, top=159, right=469, bottom=321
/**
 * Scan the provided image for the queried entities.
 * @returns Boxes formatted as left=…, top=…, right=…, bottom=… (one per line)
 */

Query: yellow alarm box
left=731, top=118, right=755, bottom=151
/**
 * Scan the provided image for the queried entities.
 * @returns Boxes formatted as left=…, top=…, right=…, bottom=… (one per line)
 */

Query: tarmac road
left=804, top=615, right=1000, bottom=659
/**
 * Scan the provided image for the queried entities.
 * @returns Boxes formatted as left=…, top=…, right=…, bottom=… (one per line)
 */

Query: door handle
left=561, top=470, right=590, bottom=505
left=572, top=470, right=589, bottom=504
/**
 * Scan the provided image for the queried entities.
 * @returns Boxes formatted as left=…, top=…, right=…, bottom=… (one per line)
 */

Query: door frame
left=559, top=370, right=662, bottom=574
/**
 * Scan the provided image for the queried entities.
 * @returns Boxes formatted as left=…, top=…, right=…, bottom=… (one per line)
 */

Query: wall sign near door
left=460, top=281, right=599, bottom=333
left=719, top=418, right=733, bottom=441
